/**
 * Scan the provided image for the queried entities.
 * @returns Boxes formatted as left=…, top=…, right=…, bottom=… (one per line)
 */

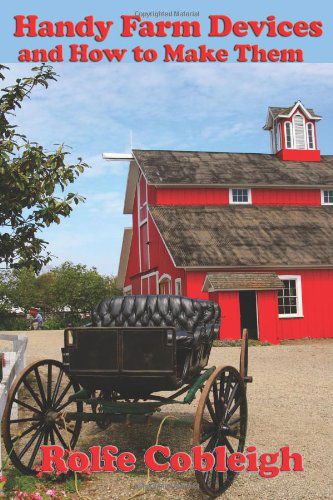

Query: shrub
left=0, top=313, right=28, bottom=331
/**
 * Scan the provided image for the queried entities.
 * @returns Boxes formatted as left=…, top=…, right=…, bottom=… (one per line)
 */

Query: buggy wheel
left=193, top=366, right=247, bottom=498
left=2, top=359, right=83, bottom=475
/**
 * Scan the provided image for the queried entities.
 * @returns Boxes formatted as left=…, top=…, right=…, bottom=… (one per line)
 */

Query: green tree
left=4, top=267, right=37, bottom=311
left=0, top=263, right=122, bottom=329
left=51, top=262, right=121, bottom=315
left=0, top=64, right=87, bottom=272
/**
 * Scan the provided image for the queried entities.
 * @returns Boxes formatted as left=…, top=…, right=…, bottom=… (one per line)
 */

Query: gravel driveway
left=3, top=331, right=333, bottom=499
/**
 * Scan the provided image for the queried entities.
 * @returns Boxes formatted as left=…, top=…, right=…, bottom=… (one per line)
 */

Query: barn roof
left=202, top=272, right=284, bottom=291
left=150, top=205, right=333, bottom=268
left=132, top=150, right=333, bottom=187
left=268, top=106, right=319, bottom=119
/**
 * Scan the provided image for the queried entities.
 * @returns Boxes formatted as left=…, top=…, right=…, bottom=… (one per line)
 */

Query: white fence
left=0, top=334, right=28, bottom=472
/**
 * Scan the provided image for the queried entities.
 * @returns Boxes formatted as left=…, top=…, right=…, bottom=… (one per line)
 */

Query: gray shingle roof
left=269, top=106, right=319, bottom=119
left=203, top=272, right=284, bottom=291
left=132, top=150, right=333, bottom=187
left=150, top=205, right=333, bottom=268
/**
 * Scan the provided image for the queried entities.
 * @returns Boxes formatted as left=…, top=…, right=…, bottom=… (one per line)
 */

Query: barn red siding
left=155, top=188, right=229, bottom=205
left=152, top=187, right=321, bottom=206
left=184, top=271, right=209, bottom=300
left=276, top=269, right=333, bottom=340
left=252, top=188, right=320, bottom=205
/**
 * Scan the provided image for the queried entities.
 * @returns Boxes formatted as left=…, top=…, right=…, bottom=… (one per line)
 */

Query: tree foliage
left=0, top=262, right=122, bottom=318
left=0, top=64, right=88, bottom=271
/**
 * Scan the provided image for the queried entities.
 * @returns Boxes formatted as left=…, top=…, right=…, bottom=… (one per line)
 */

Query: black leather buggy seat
left=62, top=295, right=220, bottom=398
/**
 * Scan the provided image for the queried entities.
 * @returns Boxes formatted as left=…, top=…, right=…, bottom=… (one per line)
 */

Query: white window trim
left=159, top=273, right=172, bottom=294
left=321, top=189, right=333, bottom=205
left=123, top=285, right=132, bottom=295
left=175, top=278, right=182, bottom=296
left=278, top=275, right=303, bottom=319
left=140, top=271, right=158, bottom=294
left=284, top=121, right=293, bottom=149
left=306, top=122, right=315, bottom=150
left=229, top=188, right=252, bottom=205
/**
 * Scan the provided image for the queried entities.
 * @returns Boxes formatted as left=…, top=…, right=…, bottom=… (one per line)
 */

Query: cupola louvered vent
left=293, top=114, right=306, bottom=150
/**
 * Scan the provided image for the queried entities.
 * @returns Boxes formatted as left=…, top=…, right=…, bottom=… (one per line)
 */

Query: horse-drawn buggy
left=2, top=295, right=252, bottom=497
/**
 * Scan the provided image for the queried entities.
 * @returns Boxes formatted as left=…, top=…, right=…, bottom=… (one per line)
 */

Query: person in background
left=30, top=308, right=43, bottom=330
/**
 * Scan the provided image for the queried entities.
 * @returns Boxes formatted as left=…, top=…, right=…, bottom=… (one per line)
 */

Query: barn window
left=321, top=190, right=333, bottom=205
left=293, top=114, right=306, bottom=149
left=285, top=122, right=293, bottom=149
left=229, top=188, right=252, bottom=204
left=159, top=274, right=171, bottom=294
left=278, top=276, right=303, bottom=318
left=307, top=123, right=315, bottom=149
left=175, top=278, right=182, bottom=295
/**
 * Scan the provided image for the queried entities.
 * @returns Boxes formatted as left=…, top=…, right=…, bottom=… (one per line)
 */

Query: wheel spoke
left=10, top=417, right=40, bottom=424
left=204, top=433, right=219, bottom=452
left=210, top=449, right=218, bottom=490
left=54, top=381, right=72, bottom=409
left=223, top=436, right=235, bottom=454
left=18, top=427, right=43, bottom=460
left=203, top=469, right=211, bottom=484
left=206, top=399, right=218, bottom=426
left=43, top=429, right=49, bottom=445
left=227, top=397, right=242, bottom=420
left=51, top=369, right=64, bottom=405
left=223, top=375, right=232, bottom=405
left=56, top=398, right=73, bottom=413
left=53, top=425, right=69, bottom=449
left=212, top=382, right=221, bottom=421
left=47, top=363, right=52, bottom=402
left=226, top=382, right=239, bottom=412
left=201, top=423, right=216, bottom=442
left=49, top=428, right=55, bottom=445
left=228, top=416, right=241, bottom=427
left=28, top=430, right=44, bottom=469
left=34, top=367, right=47, bottom=406
left=23, top=378, right=43, bottom=409
left=13, top=398, right=42, bottom=415
left=219, top=373, right=225, bottom=401
left=211, top=466, right=217, bottom=489
left=12, top=422, right=41, bottom=443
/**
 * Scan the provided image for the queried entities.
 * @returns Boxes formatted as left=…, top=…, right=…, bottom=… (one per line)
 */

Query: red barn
left=116, top=101, right=333, bottom=343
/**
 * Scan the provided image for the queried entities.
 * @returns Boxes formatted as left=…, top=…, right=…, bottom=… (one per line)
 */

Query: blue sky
left=3, top=63, right=333, bottom=275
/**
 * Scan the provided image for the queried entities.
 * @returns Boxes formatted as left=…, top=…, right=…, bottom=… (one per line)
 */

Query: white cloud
left=84, top=191, right=124, bottom=215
